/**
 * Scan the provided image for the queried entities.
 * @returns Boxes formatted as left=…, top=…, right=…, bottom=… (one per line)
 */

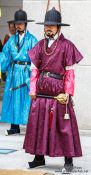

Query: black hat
left=7, top=9, right=34, bottom=24
left=36, top=7, right=70, bottom=26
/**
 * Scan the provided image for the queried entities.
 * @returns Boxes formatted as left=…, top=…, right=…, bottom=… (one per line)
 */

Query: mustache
left=46, top=30, right=52, bottom=33
left=16, top=28, right=22, bottom=31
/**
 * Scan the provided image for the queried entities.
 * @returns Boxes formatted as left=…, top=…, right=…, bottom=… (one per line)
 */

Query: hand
left=65, top=93, right=69, bottom=103
left=30, top=94, right=36, bottom=100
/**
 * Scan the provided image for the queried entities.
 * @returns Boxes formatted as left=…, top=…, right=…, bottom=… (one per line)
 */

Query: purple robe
left=23, top=34, right=83, bottom=157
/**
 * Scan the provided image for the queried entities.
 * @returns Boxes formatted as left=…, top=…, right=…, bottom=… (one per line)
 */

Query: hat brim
left=36, top=21, right=70, bottom=26
left=7, top=20, right=15, bottom=24
left=7, top=20, right=34, bottom=24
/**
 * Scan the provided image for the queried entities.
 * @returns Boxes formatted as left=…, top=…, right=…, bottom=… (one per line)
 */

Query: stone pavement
left=0, top=123, right=91, bottom=175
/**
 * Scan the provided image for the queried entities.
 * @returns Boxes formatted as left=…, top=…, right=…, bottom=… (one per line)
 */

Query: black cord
left=15, top=30, right=26, bottom=52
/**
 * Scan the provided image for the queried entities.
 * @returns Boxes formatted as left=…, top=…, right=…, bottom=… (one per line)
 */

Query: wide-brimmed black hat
left=36, top=7, right=70, bottom=26
left=7, top=9, right=34, bottom=24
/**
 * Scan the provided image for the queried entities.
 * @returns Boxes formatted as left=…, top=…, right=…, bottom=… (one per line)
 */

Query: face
left=9, top=23, right=16, bottom=35
left=15, top=23, right=26, bottom=33
left=44, top=25, right=60, bottom=38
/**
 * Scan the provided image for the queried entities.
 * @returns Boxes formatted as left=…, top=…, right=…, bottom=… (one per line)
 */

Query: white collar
left=48, top=33, right=60, bottom=47
left=19, top=31, right=26, bottom=42
left=53, top=33, right=59, bottom=40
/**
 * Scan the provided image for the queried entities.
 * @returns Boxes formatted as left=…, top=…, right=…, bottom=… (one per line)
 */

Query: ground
left=0, top=122, right=91, bottom=175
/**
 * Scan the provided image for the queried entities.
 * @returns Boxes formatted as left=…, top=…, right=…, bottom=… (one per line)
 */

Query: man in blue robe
left=0, top=9, right=38, bottom=135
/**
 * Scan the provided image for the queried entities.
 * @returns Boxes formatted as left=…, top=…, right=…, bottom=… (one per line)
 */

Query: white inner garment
left=48, top=33, right=58, bottom=47
left=19, top=31, right=25, bottom=42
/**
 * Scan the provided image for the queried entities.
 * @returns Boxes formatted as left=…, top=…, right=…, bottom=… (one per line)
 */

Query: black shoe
left=5, top=129, right=20, bottom=135
left=62, top=163, right=73, bottom=174
left=28, top=159, right=45, bottom=168
left=62, top=157, right=73, bottom=174
left=64, top=163, right=73, bottom=171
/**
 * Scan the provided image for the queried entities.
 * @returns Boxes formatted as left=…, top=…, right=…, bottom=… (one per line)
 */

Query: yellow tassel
left=64, top=103, right=70, bottom=120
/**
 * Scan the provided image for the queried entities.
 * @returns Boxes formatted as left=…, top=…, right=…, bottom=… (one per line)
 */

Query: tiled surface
left=0, top=123, right=91, bottom=175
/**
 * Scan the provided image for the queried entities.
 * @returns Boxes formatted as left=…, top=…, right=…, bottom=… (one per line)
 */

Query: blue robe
left=0, top=31, right=38, bottom=124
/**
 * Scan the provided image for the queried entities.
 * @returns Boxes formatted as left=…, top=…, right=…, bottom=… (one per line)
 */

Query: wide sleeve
left=64, top=68, right=75, bottom=96
left=29, top=68, right=39, bottom=95
left=65, top=42, right=83, bottom=66
left=28, top=41, right=41, bottom=69
left=0, top=39, right=12, bottom=72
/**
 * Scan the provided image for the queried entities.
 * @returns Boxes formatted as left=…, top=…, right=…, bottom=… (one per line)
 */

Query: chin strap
left=16, top=29, right=26, bottom=52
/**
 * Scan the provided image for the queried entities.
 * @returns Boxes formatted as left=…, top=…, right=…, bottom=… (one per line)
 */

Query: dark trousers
left=34, top=155, right=73, bottom=164
left=10, top=124, right=20, bottom=130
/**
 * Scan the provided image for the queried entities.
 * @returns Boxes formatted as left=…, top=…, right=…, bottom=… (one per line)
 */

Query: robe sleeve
left=65, top=42, right=83, bottom=66
left=28, top=41, right=41, bottom=69
left=64, top=69, right=75, bottom=96
left=0, top=38, right=12, bottom=72
left=29, top=68, right=39, bottom=95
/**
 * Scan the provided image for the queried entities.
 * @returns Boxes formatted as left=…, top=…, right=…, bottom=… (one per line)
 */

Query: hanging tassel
left=46, top=0, right=61, bottom=12
left=49, top=109, right=53, bottom=129
left=64, top=103, right=70, bottom=120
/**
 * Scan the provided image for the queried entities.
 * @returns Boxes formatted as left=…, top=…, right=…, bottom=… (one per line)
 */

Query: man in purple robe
left=23, top=7, right=83, bottom=173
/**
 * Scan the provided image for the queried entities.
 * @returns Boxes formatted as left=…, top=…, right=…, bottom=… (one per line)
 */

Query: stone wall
left=0, top=0, right=23, bottom=40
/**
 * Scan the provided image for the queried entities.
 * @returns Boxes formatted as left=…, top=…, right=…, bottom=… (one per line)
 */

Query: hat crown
left=14, top=9, right=27, bottom=22
left=45, top=7, right=62, bottom=24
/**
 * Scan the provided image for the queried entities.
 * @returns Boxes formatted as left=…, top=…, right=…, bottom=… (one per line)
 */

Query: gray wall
left=23, top=0, right=91, bottom=130
left=0, top=0, right=23, bottom=40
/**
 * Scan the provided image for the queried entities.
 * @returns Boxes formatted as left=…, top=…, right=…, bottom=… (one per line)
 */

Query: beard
left=44, top=28, right=59, bottom=39
left=16, top=28, right=25, bottom=34
left=17, top=30, right=24, bottom=33
left=45, top=31, right=54, bottom=38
